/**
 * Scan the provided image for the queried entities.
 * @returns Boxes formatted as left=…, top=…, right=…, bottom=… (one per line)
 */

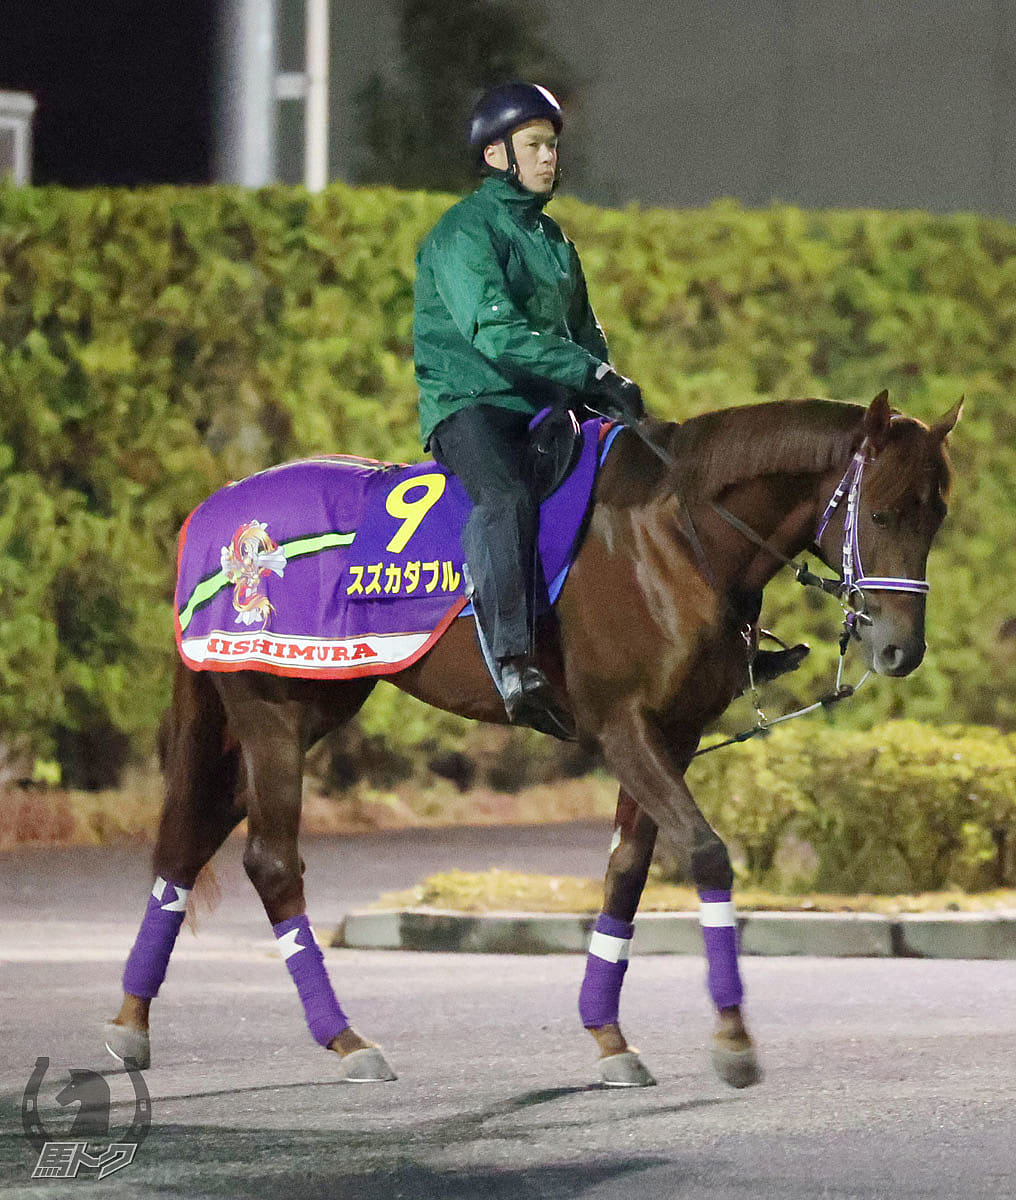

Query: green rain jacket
left=413, top=175, right=610, bottom=447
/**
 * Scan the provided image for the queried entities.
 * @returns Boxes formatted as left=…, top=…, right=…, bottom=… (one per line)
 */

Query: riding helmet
left=468, top=82, right=563, bottom=150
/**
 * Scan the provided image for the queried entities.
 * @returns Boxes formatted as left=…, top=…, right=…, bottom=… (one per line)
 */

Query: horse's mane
left=661, top=398, right=865, bottom=498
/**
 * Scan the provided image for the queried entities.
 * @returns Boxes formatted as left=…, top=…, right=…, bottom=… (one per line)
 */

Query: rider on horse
left=414, top=83, right=807, bottom=736
left=414, top=82, right=643, bottom=736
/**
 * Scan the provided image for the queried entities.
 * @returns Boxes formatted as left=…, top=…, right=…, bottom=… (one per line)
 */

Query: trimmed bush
left=689, top=721, right=1016, bottom=892
left=0, top=181, right=1012, bottom=780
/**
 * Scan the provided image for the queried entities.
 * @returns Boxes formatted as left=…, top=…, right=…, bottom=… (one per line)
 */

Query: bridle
left=704, top=434, right=932, bottom=754
left=812, top=439, right=930, bottom=631
left=707, top=434, right=931, bottom=626
left=596, top=414, right=933, bottom=755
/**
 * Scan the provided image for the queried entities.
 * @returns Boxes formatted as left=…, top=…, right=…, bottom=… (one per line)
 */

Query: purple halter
left=814, top=438, right=930, bottom=603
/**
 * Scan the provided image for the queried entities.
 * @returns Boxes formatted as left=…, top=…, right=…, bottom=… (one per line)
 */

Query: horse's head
left=819, top=391, right=960, bottom=677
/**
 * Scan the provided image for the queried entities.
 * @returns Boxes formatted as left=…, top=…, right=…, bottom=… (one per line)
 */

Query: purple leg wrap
left=273, top=914, right=349, bottom=1047
left=122, top=876, right=191, bottom=999
left=578, top=913, right=634, bottom=1028
left=699, top=888, right=744, bottom=1010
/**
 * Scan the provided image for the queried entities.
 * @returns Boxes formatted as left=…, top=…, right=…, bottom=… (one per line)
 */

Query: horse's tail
left=187, top=862, right=222, bottom=932
left=157, top=659, right=241, bottom=931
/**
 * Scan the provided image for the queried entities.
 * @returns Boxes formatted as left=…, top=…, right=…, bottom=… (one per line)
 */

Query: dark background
left=0, top=0, right=214, bottom=186
left=3, top=4, right=1016, bottom=217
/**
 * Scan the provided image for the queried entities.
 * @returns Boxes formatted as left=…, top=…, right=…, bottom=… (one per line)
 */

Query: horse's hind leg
left=216, top=673, right=395, bottom=1083
left=579, top=789, right=658, bottom=1087
left=106, top=663, right=245, bottom=1069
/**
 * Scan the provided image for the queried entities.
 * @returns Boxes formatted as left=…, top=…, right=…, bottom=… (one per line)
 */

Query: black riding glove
left=587, top=364, right=645, bottom=423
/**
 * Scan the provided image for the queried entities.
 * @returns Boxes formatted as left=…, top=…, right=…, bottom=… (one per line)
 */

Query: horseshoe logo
left=22, top=1057, right=152, bottom=1152
left=21, top=1058, right=49, bottom=1151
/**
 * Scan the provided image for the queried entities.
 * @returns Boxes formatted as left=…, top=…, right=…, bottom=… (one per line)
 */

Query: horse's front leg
left=579, top=788, right=659, bottom=1086
left=598, top=710, right=762, bottom=1089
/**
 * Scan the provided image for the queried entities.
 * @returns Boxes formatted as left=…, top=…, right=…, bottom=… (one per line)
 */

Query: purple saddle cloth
left=175, top=419, right=618, bottom=678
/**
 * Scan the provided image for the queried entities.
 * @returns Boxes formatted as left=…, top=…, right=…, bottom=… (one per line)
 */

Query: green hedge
left=689, top=721, right=1016, bottom=892
left=0, top=181, right=1013, bottom=779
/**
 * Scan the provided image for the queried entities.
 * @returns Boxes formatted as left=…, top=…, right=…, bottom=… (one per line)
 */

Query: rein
left=602, top=415, right=931, bottom=756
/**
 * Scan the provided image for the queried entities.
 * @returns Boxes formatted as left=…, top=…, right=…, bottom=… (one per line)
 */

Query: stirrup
left=506, top=685, right=577, bottom=741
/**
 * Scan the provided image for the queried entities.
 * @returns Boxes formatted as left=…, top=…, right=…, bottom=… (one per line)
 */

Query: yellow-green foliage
left=688, top=721, right=1016, bottom=892
left=376, top=868, right=1016, bottom=914
left=0, top=181, right=1012, bottom=772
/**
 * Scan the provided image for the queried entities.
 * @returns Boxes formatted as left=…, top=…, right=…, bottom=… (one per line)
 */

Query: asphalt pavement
left=2, top=824, right=1016, bottom=1199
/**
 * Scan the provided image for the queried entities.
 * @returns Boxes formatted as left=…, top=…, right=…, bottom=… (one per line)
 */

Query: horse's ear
left=862, top=389, right=892, bottom=449
left=930, top=395, right=963, bottom=443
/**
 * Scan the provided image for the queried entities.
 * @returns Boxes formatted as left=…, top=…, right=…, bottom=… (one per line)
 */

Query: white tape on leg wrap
left=588, top=931, right=632, bottom=963
left=152, top=876, right=191, bottom=911
left=699, top=900, right=737, bottom=928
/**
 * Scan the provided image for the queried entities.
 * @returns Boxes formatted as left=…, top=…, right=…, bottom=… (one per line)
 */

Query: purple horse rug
left=175, top=419, right=619, bottom=679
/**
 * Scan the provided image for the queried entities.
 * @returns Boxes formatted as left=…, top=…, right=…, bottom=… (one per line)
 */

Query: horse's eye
left=871, top=510, right=893, bottom=529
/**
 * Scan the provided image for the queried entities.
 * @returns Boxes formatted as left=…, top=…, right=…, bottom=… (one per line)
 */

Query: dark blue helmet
left=468, top=82, right=563, bottom=150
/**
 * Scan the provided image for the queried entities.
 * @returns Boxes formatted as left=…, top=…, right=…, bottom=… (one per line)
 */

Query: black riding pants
left=430, top=404, right=538, bottom=663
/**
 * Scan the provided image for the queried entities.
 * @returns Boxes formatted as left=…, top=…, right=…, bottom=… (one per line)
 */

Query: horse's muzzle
left=856, top=598, right=927, bottom=677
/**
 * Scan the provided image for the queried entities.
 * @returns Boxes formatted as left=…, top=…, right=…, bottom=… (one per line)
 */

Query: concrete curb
left=333, top=908, right=1016, bottom=960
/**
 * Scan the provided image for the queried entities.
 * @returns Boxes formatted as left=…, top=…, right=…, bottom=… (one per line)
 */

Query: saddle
left=526, top=405, right=583, bottom=501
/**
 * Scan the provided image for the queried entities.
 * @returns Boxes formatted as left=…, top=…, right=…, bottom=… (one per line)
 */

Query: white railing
left=0, top=91, right=36, bottom=185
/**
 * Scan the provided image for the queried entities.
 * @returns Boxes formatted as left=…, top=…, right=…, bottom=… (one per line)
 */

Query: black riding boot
left=499, top=655, right=576, bottom=741
left=752, top=643, right=810, bottom=684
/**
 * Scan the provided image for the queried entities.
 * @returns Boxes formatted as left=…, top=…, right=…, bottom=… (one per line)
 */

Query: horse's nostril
left=878, top=641, right=924, bottom=676
left=875, top=644, right=906, bottom=675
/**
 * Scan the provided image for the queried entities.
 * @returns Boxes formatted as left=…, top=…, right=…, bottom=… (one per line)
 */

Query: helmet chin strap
left=503, top=133, right=522, bottom=185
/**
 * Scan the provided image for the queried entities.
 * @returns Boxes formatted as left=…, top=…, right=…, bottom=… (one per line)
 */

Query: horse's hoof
left=103, top=1022, right=151, bottom=1071
left=338, top=1046, right=397, bottom=1083
left=711, top=1039, right=762, bottom=1089
left=599, top=1050, right=656, bottom=1088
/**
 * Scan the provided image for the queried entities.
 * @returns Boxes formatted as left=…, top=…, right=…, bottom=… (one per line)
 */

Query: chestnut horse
left=105, top=391, right=959, bottom=1088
